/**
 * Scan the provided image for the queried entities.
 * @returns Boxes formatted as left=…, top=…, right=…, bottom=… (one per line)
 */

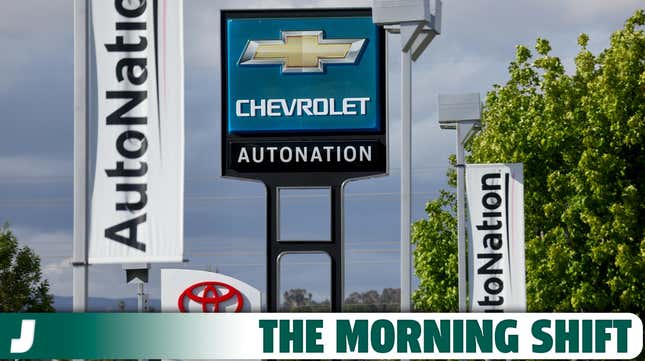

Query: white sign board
left=89, top=0, right=184, bottom=263
left=466, top=163, right=526, bottom=312
left=161, top=269, right=261, bottom=312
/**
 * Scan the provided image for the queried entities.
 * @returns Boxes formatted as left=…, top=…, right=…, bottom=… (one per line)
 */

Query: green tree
left=413, top=10, right=645, bottom=317
left=0, top=225, right=54, bottom=312
left=344, top=288, right=401, bottom=312
left=412, top=190, right=458, bottom=311
left=281, top=288, right=314, bottom=310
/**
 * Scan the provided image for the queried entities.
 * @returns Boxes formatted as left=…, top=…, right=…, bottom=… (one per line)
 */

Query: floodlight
left=438, top=93, right=481, bottom=128
left=372, top=0, right=431, bottom=25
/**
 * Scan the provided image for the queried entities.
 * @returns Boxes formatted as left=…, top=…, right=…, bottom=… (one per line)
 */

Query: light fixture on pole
left=123, top=263, right=151, bottom=312
left=372, top=0, right=441, bottom=313
left=438, top=93, right=482, bottom=312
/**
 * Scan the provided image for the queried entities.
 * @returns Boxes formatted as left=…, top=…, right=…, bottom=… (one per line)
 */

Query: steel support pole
left=137, top=283, right=144, bottom=312
left=266, top=186, right=279, bottom=312
left=73, top=0, right=89, bottom=314
left=400, top=25, right=413, bottom=313
left=456, top=124, right=467, bottom=312
left=138, top=284, right=146, bottom=361
left=330, top=185, right=345, bottom=312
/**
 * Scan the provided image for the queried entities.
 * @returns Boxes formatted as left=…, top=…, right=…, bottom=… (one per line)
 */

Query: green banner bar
left=0, top=313, right=231, bottom=359
left=0, top=312, right=641, bottom=359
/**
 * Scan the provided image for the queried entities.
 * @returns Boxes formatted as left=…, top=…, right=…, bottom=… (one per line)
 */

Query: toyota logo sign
left=178, top=281, right=244, bottom=312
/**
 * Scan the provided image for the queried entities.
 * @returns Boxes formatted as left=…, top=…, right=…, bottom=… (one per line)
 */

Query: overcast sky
left=0, top=0, right=641, bottom=309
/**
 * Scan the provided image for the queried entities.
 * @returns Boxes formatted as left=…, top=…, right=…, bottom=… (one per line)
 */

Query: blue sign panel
left=225, top=14, right=383, bottom=134
left=222, top=9, right=386, bottom=182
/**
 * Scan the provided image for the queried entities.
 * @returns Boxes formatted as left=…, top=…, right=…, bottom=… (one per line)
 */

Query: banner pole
left=438, top=93, right=481, bottom=313
left=456, top=123, right=467, bottom=312
left=400, top=24, right=413, bottom=313
left=72, top=0, right=89, bottom=313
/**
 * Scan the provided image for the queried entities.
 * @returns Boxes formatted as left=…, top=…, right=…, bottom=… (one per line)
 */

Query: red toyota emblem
left=178, top=281, right=244, bottom=312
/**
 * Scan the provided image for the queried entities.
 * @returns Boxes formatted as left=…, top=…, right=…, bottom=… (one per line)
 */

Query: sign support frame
left=266, top=184, right=345, bottom=312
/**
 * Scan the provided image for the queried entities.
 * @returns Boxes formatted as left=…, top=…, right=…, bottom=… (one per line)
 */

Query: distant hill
left=54, top=296, right=161, bottom=312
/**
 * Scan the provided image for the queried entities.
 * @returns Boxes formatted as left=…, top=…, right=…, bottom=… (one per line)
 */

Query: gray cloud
left=0, top=0, right=642, bottom=300
left=0, top=0, right=71, bottom=92
left=0, top=155, right=72, bottom=180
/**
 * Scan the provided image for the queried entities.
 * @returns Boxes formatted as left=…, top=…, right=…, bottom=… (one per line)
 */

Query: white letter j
left=10, top=319, right=35, bottom=354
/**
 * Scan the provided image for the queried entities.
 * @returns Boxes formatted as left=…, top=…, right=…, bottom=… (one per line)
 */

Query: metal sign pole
left=330, top=185, right=345, bottom=312
left=137, top=283, right=146, bottom=312
left=438, top=93, right=482, bottom=313
left=266, top=185, right=279, bottom=312
left=124, top=263, right=151, bottom=310
left=456, top=124, right=467, bottom=312
left=400, top=24, right=414, bottom=313
left=72, top=0, right=89, bottom=314
left=374, top=0, right=441, bottom=314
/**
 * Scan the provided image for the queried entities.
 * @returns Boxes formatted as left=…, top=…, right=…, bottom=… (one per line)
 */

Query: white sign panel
left=466, top=163, right=526, bottom=312
left=89, top=0, right=184, bottom=263
left=161, top=269, right=262, bottom=312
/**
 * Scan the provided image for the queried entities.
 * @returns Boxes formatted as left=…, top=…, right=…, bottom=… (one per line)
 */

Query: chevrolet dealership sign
left=222, top=9, right=386, bottom=181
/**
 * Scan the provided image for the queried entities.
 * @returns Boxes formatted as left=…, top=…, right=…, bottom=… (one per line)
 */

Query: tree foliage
left=412, top=190, right=458, bottom=311
left=0, top=225, right=54, bottom=312
left=281, top=288, right=401, bottom=312
left=282, top=288, right=315, bottom=310
left=413, top=10, right=645, bottom=316
left=345, top=287, right=401, bottom=312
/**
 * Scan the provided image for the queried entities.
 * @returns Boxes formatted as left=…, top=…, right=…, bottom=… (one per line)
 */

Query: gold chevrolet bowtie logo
left=239, top=31, right=366, bottom=73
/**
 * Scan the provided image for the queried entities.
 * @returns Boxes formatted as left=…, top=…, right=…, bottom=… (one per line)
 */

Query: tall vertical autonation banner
left=89, top=0, right=184, bottom=263
left=466, top=163, right=526, bottom=312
